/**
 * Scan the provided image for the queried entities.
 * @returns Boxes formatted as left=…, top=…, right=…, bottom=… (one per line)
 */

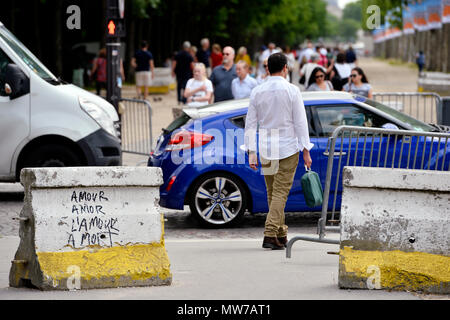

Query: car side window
left=0, top=48, right=12, bottom=96
left=305, top=106, right=317, bottom=137
left=314, top=104, right=388, bottom=137
left=231, top=115, right=246, bottom=128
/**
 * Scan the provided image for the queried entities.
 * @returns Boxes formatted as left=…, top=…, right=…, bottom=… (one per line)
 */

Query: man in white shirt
left=245, top=52, right=313, bottom=250
left=231, top=61, right=258, bottom=99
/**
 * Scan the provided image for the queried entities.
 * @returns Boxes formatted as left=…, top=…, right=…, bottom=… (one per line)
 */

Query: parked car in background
left=148, top=91, right=450, bottom=227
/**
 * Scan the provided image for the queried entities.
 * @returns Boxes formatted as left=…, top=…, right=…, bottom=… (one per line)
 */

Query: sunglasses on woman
left=350, top=74, right=358, bottom=78
left=315, top=74, right=325, bottom=79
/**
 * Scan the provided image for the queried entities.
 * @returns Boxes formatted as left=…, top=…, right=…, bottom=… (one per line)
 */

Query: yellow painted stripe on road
left=340, top=246, right=450, bottom=290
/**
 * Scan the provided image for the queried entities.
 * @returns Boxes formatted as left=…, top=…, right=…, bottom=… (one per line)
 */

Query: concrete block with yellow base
left=339, top=167, right=450, bottom=294
left=9, top=167, right=172, bottom=290
left=141, top=67, right=176, bottom=95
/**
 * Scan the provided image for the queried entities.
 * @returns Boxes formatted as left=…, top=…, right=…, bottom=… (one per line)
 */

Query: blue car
left=148, top=91, right=449, bottom=227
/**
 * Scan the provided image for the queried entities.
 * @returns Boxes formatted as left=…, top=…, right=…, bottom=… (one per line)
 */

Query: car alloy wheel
left=190, top=173, right=247, bottom=227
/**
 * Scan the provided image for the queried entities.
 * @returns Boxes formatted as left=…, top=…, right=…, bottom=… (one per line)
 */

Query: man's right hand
left=249, top=152, right=258, bottom=171
left=303, top=149, right=312, bottom=170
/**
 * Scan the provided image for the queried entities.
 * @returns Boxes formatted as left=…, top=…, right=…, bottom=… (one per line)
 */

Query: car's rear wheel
left=188, top=172, right=248, bottom=228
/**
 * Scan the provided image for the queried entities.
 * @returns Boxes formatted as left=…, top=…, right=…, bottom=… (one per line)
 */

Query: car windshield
left=361, top=96, right=434, bottom=132
left=0, top=25, right=58, bottom=82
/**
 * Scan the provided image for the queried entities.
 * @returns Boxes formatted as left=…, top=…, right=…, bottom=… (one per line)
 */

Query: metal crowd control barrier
left=286, top=125, right=450, bottom=258
left=372, top=92, right=443, bottom=125
left=120, top=98, right=153, bottom=156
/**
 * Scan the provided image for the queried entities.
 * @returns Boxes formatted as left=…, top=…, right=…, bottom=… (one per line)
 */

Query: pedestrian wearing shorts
left=131, top=40, right=155, bottom=99
left=245, top=52, right=313, bottom=250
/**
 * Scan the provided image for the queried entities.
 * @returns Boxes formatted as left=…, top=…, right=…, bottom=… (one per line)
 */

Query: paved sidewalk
left=0, top=235, right=421, bottom=300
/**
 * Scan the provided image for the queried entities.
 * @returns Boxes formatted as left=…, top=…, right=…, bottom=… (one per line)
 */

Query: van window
left=0, top=48, right=12, bottom=96
left=0, top=25, right=58, bottom=82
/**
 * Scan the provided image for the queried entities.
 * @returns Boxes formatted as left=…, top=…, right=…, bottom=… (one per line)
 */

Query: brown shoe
left=262, top=236, right=285, bottom=250
left=277, top=236, right=288, bottom=248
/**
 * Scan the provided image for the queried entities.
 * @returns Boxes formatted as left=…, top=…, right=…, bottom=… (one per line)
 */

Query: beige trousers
left=261, top=152, right=299, bottom=238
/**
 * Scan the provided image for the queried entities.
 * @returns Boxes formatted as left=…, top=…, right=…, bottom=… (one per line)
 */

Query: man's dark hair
left=267, top=52, right=287, bottom=74
left=141, top=40, right=148, bottom=49
left=336, top=52, right=346, bottom=63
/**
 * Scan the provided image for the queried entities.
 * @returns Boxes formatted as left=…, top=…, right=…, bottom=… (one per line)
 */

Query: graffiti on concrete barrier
left=66, top=190, right=120, bottom=248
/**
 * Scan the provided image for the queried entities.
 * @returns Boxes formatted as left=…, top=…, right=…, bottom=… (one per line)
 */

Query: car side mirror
left=5, top=63, right=29, bottom=99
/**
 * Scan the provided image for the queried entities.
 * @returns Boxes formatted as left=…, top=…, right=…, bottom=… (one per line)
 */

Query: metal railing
left=286, top=125, right=450, bottom=258
left=372, top=92, right=443, bottom=125
left=120, top=98, right=153, bottom=156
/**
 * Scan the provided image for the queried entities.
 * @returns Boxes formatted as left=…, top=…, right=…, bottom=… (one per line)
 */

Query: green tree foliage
left=343, top=1, right=363, bottom=23
left=361, top=0, right=405, bottom=30
left=0, top=0, right=344, bottom=79
left=132, top=0, right=161, bottom=18
left=339, top=19, right=361, bottom=42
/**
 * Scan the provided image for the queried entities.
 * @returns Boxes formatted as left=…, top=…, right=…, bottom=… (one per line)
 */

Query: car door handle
left=323, top=151, right=347, bottom=157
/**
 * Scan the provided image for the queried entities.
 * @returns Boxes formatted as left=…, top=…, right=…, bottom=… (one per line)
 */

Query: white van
left=0, top=22, right=121, bottom=182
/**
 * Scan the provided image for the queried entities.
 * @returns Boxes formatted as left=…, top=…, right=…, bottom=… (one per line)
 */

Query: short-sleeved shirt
left=209, top=64, right=237, bottom=102
left=196, top=49, right=211, bottom=68
left=346, top=50, right=357, bottom=63
left=211, top=52, right=223, bottom=68
left=174, top=50, right=194, bottom=79
left=343, top=82, right=372, bottom=97
left=307, top=81, right=333, bottom=91
left=184, top=78, right=213, bottom=108
left=134, top=50, right=153, bottom=72
left=231, top=74, right=258, bottom=99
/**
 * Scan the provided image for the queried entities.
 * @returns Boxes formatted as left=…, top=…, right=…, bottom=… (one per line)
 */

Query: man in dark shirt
left=196, top=38, right=211, bottom=76
left=345, top=45, right=357, bottom=68
left=131, top=40, right=154, bottom=99
left=210, top=46, right=237, bottom=102
left=172, top=41, right=194, bottom=104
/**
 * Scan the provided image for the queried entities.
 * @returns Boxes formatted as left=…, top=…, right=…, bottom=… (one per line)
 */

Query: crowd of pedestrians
left=122, top=38, right=372, bottom=108
left=296, top=42, right=372, bottom=98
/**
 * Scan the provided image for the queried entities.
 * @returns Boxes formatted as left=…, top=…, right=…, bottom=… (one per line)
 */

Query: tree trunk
left=54, top=0, right=63, bottom=76
left=101, top=0, right=107, bottom=49
left=126, top=0, right=136, bottom=81
left=33, top=0, right=42, bottom=58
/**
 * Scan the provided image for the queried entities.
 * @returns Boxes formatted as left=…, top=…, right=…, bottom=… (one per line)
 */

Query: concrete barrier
left=418, top=72, right=450, bottom=96
left=9, top=167, right=172, bottom=290
left=338, top=167, right=450, bottom=294
left=147, top=67, right=176, bottom=94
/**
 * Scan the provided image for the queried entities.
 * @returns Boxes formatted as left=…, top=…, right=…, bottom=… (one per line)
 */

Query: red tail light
left=165, top=131, right=213, bottom=151
left=166, top=176, right=176, bottom=191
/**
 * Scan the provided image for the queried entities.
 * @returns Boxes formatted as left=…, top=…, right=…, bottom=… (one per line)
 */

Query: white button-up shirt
left=244, top=76, right=314, bottom=160
left=231, top=74, right=258, bottom=99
